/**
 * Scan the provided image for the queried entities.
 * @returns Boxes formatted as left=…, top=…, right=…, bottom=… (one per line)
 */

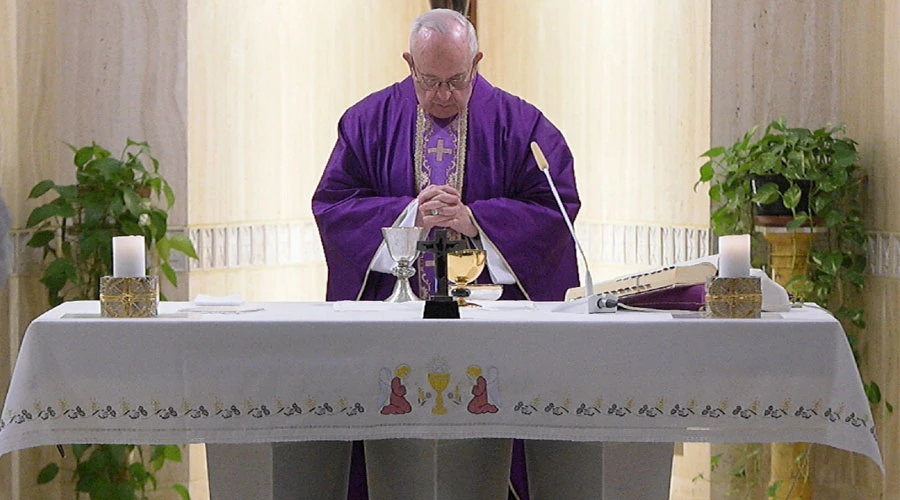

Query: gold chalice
left=428, top=372, right=451, bottom=415
left=447, top=249, right=486, bottom=307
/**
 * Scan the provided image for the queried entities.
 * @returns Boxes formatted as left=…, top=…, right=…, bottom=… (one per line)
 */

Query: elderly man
left=313, top=9, right=579, bottom=304
left=313, top=7, right=673, bottom=500
left=312, top=8, right=580, bottom=500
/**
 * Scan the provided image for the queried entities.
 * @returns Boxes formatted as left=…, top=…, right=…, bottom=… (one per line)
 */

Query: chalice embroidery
left=381, top=227, right=428, bottom=303
left=447, top=249, right=486, bottom=307
left=427, top=356, right=451, bottom=415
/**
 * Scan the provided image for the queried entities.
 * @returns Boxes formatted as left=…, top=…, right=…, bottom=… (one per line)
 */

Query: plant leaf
left=168, top=234, right=198, bottom=259
left=37, top=462, right=60, bottom=484
left=27, top=202, right=70, bottom=228
left=123, top=189, right=143, bottom=216
left=782, top=184, right=802, bottom=209
left=785, top=214, right=809, bottom=231
left=172, top=484, right=191, bottom=500
left=74, top=146, right=95, bottom=167
left=72, top=443, right=91, bottom=459
left=866, top=381, right=882, bottom=404
left=767, top=481, right=782, bottom=498
left=696, top=160, right=714, bottom=185
left=29, top=180, right=56, bottom=199
left=163, top=445, right=182, bottom=462
left=161, top=261, right=178, bottom=287
left=750, top=182, right=780, bottom=204
left=27, top=230, right=56, bottom=248
left=163, top=183, right=175, bottom=209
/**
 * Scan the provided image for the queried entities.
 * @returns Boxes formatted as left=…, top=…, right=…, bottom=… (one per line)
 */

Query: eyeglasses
left=411, top=60, right=475, bottom=92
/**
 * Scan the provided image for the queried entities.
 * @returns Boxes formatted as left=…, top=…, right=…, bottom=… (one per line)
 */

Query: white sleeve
left=372, top=200, right=516, bottom=285
left=471, top=234, right=515, bottom=284
left=370, top=199, right=420, bottom=273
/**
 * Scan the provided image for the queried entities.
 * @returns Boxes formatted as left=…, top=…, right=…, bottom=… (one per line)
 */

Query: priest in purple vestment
left=311, top=8, right=580, bottom=500
left=312, top=27, right=579, bottom=304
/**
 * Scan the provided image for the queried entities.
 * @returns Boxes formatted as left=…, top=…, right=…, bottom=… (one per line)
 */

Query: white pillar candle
left=718, top=234, right=751, bottom=278
left=112, top=236, right=146, bottom=277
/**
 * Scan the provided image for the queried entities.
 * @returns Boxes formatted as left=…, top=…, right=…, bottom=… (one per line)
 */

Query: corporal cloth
left=312, top=75, right=580, bottom=302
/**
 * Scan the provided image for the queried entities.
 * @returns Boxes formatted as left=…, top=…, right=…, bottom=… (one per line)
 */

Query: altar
left=0, top=300, right=882, bottom=471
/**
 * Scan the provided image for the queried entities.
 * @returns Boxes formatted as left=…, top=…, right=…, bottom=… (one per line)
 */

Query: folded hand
left=416, top=184, right=477, bottom=237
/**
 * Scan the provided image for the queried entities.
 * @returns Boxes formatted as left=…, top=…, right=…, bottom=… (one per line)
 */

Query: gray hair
left=409, top=8, right=478, bottom=58
left=0, top=194, right=10, bottom=288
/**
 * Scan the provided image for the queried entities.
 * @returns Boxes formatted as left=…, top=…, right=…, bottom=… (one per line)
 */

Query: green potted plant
left=38, top=444, right=190, bottom=500
left=26, top=139, right=197, bottom=305
left=695, top=119, right=878, bottom=500
left=26, top=139, right=196, bottom=499
left=696, top=118, right=868, bottom=339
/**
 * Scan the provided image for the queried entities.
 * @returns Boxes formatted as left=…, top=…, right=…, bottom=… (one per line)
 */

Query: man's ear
left=473, top=52, right=484, bottom=67
left=402, top=52, right=414, bottom=68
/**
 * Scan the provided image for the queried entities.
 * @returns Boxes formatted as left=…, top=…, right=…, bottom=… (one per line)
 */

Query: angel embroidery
left=467, top=365, right=500, bottom=414
left=379, top=365, right=412, bottom=415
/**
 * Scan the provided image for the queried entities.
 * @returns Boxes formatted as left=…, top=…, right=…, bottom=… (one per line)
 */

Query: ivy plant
left=695, top=118, right=879, bottom=405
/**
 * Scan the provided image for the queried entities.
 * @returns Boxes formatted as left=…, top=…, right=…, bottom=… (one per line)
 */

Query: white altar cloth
left=0, top=301, right=882, bottom=470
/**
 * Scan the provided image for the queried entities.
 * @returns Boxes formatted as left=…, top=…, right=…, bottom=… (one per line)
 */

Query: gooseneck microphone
left=531, top=142, right=617, bottom=313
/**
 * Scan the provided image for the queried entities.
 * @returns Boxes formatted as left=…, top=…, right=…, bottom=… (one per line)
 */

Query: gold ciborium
left=447, top=249, right=486, bottom=307
left=428, top=372, right=451, bottom=415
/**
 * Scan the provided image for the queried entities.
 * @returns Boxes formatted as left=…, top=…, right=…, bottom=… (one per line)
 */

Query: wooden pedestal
left=759, top=226, right=818, bottom=500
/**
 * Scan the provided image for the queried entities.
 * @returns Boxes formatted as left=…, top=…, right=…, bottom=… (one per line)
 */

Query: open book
left=564, top=262, right=718, bottom=301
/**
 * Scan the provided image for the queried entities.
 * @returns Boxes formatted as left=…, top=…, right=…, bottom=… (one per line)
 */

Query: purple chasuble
left=313, top=74, right=581, bottom=303
left=312, top=75, right=580, bottom=500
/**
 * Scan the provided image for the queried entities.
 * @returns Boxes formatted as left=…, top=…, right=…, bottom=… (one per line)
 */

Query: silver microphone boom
left=530, top=141, right=616, bottom=313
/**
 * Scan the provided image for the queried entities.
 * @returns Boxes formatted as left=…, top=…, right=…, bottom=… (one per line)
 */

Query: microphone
left=530, top=142, right=617, bottom=313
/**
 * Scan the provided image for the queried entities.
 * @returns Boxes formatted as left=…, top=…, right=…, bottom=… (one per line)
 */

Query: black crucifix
left=417, top=228, right=466, bottom=319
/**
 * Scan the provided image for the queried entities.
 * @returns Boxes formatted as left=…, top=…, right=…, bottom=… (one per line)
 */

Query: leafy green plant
left=37, top=444, right=190, bottom=500
left=695, top=119, right=878, bottom=405
left=25, top=139, right=196, bottom=499
left=695, top=119, right=882, bottom=499
left=25, top=139, right=198, bottom=306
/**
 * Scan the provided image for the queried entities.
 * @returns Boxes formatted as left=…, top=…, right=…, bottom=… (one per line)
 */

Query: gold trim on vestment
left=415, top=107, right=468, bottom=298
left=414, top=107, right=467, bottom=194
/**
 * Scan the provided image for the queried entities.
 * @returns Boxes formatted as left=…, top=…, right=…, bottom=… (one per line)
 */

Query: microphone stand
left=530, top=142, right=617, bottom=314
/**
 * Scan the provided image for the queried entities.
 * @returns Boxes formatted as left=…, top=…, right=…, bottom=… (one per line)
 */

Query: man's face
left=405, top=33, right=482, bottom=120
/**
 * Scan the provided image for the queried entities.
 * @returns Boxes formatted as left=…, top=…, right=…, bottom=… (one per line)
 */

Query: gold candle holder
left=100, top=276, right=159, bottom=318
left=705, top=276, right=762, bottom=319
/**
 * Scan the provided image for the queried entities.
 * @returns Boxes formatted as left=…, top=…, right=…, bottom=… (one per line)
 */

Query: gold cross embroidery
left=427, top=139, right=452, bottom=162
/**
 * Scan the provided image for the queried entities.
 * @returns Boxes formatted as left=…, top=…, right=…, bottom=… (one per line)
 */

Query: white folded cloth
left=452, top=285, right=503, bottom=302
left=332, top=301, right=424, bottom=313
left=751, top=269, right=792, bottom=312
left=193, top=294, right=244, bottom=306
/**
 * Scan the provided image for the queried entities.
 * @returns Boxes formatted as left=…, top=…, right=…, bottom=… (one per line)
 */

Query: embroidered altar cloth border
left=0, top=301, right=882, bottom=471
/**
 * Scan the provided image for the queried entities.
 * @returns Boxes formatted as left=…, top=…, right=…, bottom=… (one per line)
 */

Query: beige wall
left=1, top=1, right=192, bottom=499
left=2, top=1, right=898, bottom=499
left=711, top=0, right=843, bottom=144
left=841, top=0, right=900, bottom=498
left=0, top=1, right=426, bottom=499
left=479, top=1, right=712, bottom=280
left=186, top=1, right=423, bottom=302
left=704, top=1, right=900, bottom=499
